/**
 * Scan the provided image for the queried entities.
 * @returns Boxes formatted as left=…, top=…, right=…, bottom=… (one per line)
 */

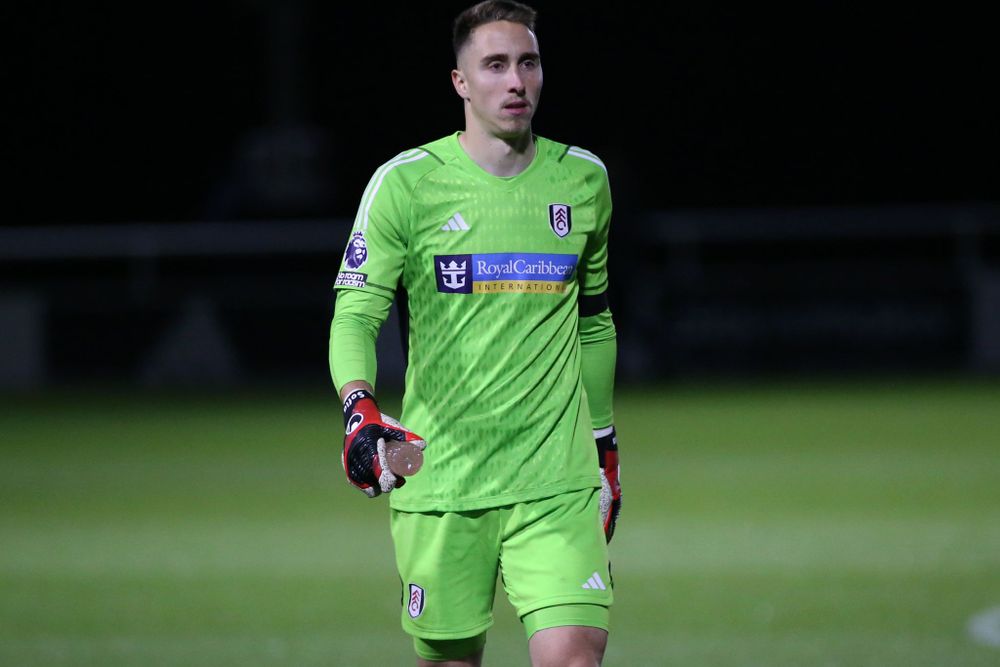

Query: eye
left=488, top=61, right=506, bottom=72
left=520, top=59, right=538, bottom=70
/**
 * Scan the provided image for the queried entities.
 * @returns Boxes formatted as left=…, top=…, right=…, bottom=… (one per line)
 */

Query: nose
left=506, top=67, right=525, bottom=93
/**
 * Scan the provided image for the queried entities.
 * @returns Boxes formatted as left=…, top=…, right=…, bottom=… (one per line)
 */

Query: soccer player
left=329, top=2, right=621, bottom=665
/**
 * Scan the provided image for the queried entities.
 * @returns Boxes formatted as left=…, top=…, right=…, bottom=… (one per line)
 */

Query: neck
left=458, top=125, right=535, bottom=177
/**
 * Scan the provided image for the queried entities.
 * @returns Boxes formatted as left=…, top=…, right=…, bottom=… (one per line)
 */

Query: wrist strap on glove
left=594, top=425, right=618, bottom=466
left=343, top=388, right=378, bottom=428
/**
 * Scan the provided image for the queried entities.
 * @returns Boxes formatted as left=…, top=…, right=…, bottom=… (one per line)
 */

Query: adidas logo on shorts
left=581, top=572, right=607, bottom=590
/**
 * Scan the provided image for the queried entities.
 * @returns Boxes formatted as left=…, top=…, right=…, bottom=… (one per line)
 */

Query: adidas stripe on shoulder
left=354, top=149, right=432, bottom=231
left=565, top=146, right=607, bottom=174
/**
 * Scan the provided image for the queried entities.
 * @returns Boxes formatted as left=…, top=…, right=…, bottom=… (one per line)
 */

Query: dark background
left=9, top=1, right=997, bottom=222
left=3, top=1, right=999, bottom=389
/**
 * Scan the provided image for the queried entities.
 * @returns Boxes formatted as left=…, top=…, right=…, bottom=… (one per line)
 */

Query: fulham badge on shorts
left=549, top=203, right=572, bottom=238
left=407, top=583, right=425, bottom=618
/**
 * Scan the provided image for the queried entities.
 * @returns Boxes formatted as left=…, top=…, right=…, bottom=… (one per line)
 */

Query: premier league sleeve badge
left=344, top=231, right=369, bottom=269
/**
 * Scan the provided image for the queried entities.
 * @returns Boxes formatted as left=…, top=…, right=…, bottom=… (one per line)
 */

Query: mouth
left=502, top=100, right=531, bottom=116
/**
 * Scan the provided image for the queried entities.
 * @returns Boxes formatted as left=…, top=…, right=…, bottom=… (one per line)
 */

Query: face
left=452, top=20, right=543, bottom=140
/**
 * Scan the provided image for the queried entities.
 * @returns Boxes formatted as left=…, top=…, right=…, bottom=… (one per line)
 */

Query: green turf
left=2, top=377, right=999, bottom=665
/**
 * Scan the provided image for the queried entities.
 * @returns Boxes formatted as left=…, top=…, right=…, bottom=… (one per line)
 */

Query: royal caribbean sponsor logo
left=435, top=254, right=473, bottom=293
left=434, top=252, right=577, bottom=294
left=335, top=271, right=367, bottom=288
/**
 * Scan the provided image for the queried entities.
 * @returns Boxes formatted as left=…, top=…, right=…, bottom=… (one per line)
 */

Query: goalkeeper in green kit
left=329, top=2, right=621, bottom=664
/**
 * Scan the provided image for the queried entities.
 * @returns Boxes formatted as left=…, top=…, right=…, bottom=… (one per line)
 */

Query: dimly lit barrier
left=2, top=204, right=998, bottom=390
left=619, top=203, right=1000, bottom=378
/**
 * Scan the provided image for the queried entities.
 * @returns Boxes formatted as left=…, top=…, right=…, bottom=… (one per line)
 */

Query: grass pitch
left=2, top=377, right=999, bottom=665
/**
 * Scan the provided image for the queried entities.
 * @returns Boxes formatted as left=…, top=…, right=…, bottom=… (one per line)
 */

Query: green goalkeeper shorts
left=389, top=487, right=613, bottom=641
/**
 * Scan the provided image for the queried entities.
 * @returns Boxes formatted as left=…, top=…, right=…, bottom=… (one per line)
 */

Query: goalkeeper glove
left=342, top=388, right=426, bottom=498
left=595, top=425, right=621, bottom=542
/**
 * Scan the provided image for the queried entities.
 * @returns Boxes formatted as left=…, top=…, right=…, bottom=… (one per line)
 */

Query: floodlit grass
left=2, top=377, right=999, bottom=665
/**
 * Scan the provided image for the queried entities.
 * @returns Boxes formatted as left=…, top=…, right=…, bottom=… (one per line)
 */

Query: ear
left=451, top=68, right=469, bottom=100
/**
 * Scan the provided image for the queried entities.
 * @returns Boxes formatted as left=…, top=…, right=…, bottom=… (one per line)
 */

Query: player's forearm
left=329, top=313, right=378, bottom=393
left=579, top=309, right=617, bottom=428
left=329, top=289, right=391, bottom=394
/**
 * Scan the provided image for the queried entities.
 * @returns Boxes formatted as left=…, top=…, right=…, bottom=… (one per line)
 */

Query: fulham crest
left=548, top=204, right=572, bottom=238
left=407, top=583, right=425, bottom=618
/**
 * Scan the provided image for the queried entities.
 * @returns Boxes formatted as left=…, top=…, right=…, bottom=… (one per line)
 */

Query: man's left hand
left=595, top=426, right=621, bottom=543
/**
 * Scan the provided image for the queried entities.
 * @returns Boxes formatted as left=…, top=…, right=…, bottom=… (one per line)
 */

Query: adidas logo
left=441, top=212, right=470, bottom=231
left=581, top=572, right=607, bottom=590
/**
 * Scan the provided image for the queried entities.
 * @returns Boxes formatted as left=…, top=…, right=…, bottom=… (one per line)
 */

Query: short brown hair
left=452, top=1, right=538, bottom=61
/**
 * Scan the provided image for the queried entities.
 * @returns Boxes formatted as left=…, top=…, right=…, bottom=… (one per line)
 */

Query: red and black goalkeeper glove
left=595, top=426, right=621, bottom=542
left=342, top=388, right=426, bottom=498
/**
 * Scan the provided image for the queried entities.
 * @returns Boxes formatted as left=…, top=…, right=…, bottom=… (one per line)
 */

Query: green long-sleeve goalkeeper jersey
left=331, top=132, right=614, bottom=512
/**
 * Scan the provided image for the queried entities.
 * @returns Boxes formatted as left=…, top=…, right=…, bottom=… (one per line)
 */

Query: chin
left=495, top=119, right=532, bottom=139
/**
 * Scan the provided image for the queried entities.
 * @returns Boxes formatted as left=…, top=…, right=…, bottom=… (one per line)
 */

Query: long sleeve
left=578, top=156, right=615, bottom=428
left=329, top=287, right=394, bottom=393
left=579, top=308, right=616, bottom=428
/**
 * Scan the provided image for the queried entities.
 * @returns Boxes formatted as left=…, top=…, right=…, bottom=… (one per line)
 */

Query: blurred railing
left=0, top=220, right=348, bottom=260
left=0, top=219, right=358, bottom=389
left=617, top=203, right=1000, bottom=378
left=2, top=204, right=999, bottom=390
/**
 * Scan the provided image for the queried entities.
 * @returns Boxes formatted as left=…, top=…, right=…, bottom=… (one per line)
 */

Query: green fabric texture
left=390, top=488, right=612, bottom=640
left=579, top=309, right=617, bottom=429
left=329, top=133, right=613, bottom=511
left=328, top=289, right=389, bottom=392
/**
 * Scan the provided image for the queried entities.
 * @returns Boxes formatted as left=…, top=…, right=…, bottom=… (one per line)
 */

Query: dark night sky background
left=7, top=1, right=998, bottom=225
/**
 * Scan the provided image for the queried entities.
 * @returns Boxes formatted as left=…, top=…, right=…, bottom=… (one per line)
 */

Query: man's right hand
left=342, top=388, right=426, bottom=498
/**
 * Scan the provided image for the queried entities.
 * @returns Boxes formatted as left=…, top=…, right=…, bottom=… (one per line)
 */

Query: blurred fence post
left=971, top=269, right=1000, bottom=372
left=0, top=293, right=45, bottom=389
